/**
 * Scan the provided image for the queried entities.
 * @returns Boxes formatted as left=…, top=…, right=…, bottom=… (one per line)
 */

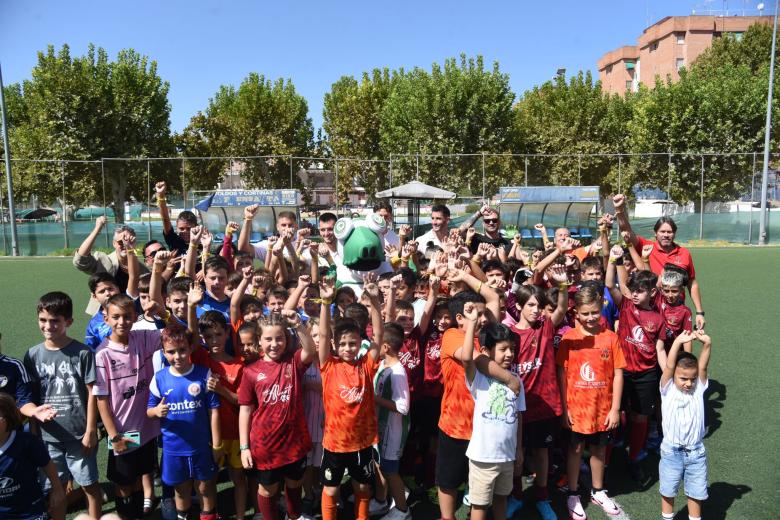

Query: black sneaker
left=628, top=461, right=650, bottom=487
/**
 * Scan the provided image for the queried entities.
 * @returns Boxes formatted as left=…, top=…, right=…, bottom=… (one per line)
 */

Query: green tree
left=3, top=44, right=174, bottom=219
left=379, top=55, right=516, bottom=195
left=178, top=73, right=313, bottom=191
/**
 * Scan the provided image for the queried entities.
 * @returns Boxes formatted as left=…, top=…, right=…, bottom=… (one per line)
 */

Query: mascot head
left=334, top=211, right=388, bottom=271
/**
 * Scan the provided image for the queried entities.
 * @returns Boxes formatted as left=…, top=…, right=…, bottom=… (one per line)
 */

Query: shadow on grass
left=704, top=378, right=726, bottom=439
left=672, top=482, right=751, bottom=520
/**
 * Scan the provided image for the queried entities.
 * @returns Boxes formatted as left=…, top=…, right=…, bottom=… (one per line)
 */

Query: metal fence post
left=335, top=158, right=339, bottom=208
left=101, top=160, right=109, bottom=247
left=482, top=153, right=486, bottom=200
left=415, top=154, right=420, bottom=182
left=618, top=155, right=622, bottom=193
left=667, top=153, right=673, bottom=199
left=289, top=155, right=293, bottom=188
left=748, top=152, right=757, bottom=244
left=0, top=170, right=7, bottom=255
left=146, top=160, right=152, bottom=242
left=524, top=156, right=528, bottom=187
left=389, top=154, right=393, bottom=189
left=578, top=155, right=582, bottom=186
left=699, top=155, right=704, bottom=240
left=62, top=161, right=69, bottom=249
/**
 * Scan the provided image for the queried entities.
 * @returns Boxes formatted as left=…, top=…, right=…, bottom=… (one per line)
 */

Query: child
left=317, top=276, right=384, bottom=520
left=372, top=323, right=411, bottom=520
left=94, top=293, right=162, bottom=519
left=165, top=276, right=195, bottom=326
left=238, top=310, right=317, bottom=520
left=302, top=317, right=325, bottom=512
left=147, top=323, right=223, bottom=520
left=266, top=286, right=289, bottom=315
left=509, top=266, right=569, bottom=519
left=237, top=322, right=262, bottom=363
left=658, top=330, right=711, bottom=520
left=556, top=284, right=626, bottom=519
left=657, top=268, right=693, bottom=353
left=606, top=245, right=666, bottom=484
left=85, top=272, right=120, bottom=352
left=0, top=393, right=66, bottom=520
left=24, top=291, right=102, bottom=519
left=462, top=314, right=525, bottom=520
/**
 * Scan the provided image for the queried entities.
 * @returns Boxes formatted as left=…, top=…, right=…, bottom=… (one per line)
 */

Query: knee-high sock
left=285, top=486, right=303, bottom=519
left=354, top=488, right=371, bottom=520
left=257, top=494, right=279, bottom=520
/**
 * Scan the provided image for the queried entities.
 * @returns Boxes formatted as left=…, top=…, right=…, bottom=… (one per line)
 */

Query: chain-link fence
left=1, top=152, right=777, bottom=255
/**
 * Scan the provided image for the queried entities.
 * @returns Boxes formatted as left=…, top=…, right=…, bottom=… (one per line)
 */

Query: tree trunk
left=109, top=173, right=128, bottom=223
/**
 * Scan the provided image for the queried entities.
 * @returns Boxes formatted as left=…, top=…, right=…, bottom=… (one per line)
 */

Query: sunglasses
left=483, top=218, right=499, bottom=224
left=145, top=248, right=164, bottom=259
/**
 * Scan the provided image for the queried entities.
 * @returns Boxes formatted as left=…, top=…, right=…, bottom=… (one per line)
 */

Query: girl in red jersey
left=238, top=309, right=317, bottom=520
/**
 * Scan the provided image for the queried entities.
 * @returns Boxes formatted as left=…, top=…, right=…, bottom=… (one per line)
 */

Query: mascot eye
left=367, top=213, right=388, bottom=234
left=334, top=218, right=354, bottom=240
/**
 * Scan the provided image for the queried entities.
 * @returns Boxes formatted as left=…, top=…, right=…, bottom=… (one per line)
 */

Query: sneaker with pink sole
left=566, top=494, right=586, bottom=520
left=590, top=489, right=621, bottom=515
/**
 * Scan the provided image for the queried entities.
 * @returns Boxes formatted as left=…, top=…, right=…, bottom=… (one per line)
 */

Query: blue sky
left=1, top=0, right=738, bottom=133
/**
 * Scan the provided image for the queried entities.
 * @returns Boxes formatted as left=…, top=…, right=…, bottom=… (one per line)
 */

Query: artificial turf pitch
left=1, top=249, right=778, bottom=520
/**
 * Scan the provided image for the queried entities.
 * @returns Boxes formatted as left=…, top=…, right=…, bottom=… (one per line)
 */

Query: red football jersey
left=421, top=329, right=444, bottom=398
left=398, top=327, right=424, bottom=400
left=616, top=299, right=665, bottom=372
left=511, top=318, right=562, bottom=422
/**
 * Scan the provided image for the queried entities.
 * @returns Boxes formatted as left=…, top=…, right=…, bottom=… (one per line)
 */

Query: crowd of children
left=0, top=188, right=714, bottom=520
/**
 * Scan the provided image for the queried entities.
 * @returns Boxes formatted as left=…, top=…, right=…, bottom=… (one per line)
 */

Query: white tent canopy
left=376, top=180, right=455, bottom=200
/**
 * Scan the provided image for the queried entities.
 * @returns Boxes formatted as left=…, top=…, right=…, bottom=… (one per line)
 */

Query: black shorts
left=107, top=439, right=157, bottom=486
left=414, top=396, right=442, bottom=440
left=256, top=457, right=307, bottom=486
left=569, top=430, right=612, bottom=447
left=435, top=429, right=469, bottom=490
left=622, top=368, right=659, bottom=416
left=523, top=416, right=561, bottom=449
left=320, top=447, right=376, bottom=487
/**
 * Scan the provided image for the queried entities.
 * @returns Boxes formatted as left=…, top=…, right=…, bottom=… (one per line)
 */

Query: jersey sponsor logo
left=0, top=375, right=7, bottom=387
left=426, top=342, right=441, bottom=360
left=262, top=383, right=292, bottom=405
left=167, top=398, right=203, bottom=412
left=579, top=362, right=596, bottom=382
left=512, top=357, right=542, bottom=376
left=256, top=372, right=267, bottom=382
left=339, top=384, right=365, bottom=404
left=188, top=383, right=201, bottom=397
left=0, top=475, right=21, bottom=496
left=398, top=349, right=420, bottom=370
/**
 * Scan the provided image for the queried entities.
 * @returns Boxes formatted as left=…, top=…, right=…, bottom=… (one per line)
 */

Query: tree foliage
left=4, top=44, right=174, bottom=219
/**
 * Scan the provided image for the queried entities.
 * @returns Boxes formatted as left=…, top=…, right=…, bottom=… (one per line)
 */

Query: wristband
left=156, top=197, right=167, bottom=204
left=558, top=282, right=571, bottom=289
left=608, top=257, right=617, bottom=264
left=240, top=444, right=250, bottom=451
left=476, top=281, right=482, bottom=294
left=319, top=298, right=333, bottom=305
left=696, top=311, right=705, bottom=316
left=212, top=443, right=223, bottom=450
left=188, top=242, right=197, bottom=250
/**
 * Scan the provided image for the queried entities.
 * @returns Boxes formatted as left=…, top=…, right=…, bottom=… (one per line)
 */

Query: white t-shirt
left=412, top=298, right=426, bottom=326
left=384, top=229, right=400, bottom=250
left=466, top=370, right=526, bottom=463
left=417, top=229, right=447, bottom=256
left=661, top=376, right=708, bottom=447
left=252, top=238, right=298, bottom=264
left=374, top=360, right=410, bottom=461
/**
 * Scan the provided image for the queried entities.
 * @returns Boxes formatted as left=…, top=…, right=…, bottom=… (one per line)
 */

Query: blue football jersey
left=148, top=364, right=219, bottom=456
left=0, top=355, right=32, bottom=406
left=0, top=430, right=50, bottom=519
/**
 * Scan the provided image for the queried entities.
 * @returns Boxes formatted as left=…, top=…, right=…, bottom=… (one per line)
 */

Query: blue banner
left=499, top=186, right=600, bottom=203
left=204, top=189, right=299, bottom=207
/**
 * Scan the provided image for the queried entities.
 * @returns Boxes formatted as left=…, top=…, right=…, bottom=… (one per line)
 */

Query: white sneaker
left=590, top=489, right=621, bottom=515
left=388, top=488, right=410, bottom=510
left=379, top=506, right=411, bottom=520
left=368, top=498, right=390, bottom=515
left=566, top=494, right=586, bottom=520
left=290, top=515, right=315, bottom=520
left=252, top=513, right=264, bottom=520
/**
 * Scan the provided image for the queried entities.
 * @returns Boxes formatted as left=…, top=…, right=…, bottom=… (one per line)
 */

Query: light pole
left=759, top=0, right=779, bottom=245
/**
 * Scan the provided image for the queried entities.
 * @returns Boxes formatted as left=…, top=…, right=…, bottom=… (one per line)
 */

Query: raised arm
left=363, top=278, right=384, bottom=361
left=151, top=251, right=173, bottom=311
left=621, top=230, right=647, bottom=271
left=126, top=236, right=140, bottom=299
left=695, top=331, right=711, bottom=383
left=77, top=215, right=108, bottom=259
left=185, top=226, right=203, bottom=279
left=418, top=275, right=440, bottom=336
left=187, top=282, right=204, bottom=337
left=284, top=275, right=311, bottom=312
left=284, top=309, right=316, bottom=364
left=689, top=279, right=705, bottom=330
left=613, top=194, right=639, bottom=249
left=547, top=265, right=571, bottom=327
left=220, top=221, right=240, bottom=267
left=238, top=205, right=259, bottom=255
left=461, top=302, right=479, bottom=383
left=448, top=268, right=500, bottom=322
left=606, top=245, right=626, bottom=306
left=155, top=181, right=173, bottom=235
left=231, top=266, right=253, bottom=326
left=318, top=277, right=335, bottom=367
left=662, top=330, right=694, bottom=386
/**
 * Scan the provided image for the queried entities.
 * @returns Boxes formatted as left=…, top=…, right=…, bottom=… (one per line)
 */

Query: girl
left=238, top=310, right=317, bottom=520
left=556, top=285, right=626, bottom=519
left=507, top=266, right=568, bottom=520
left=302, top=317, right=325, bottom=512
left=0, top=393, right=65, bottom=520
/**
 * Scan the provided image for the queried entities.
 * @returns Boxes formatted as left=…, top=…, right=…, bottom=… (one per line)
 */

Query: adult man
left=155, top=181, right=198, bottom=256
left=458, top=204, right=510, bottom=261
left=417, top=204, right=451, bottom=256
left=140, top=240, right=166, bottom=269
left=314, top=212, right=341, bottom=266
left=73, top=216, right=149, bottom=314
left=237, top=204, right=303, bottom=267
left=373, top=201, right=400, bottom=249
left=612, top=194, right=705, bottom=330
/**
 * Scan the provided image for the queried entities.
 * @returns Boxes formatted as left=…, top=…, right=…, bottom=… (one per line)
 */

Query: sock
left=662, top=513, right=674, bottom=520
left=689, top=517, right=701, bottom=520
left=533, top=484, right=549, bottom=501
left=177, top=511, right=188, bottom=520
left=354, top=489, right=371, bottom=520
left=591, top=486, right=603, bottom=493
left=199, top=511, right=218, bottom=520
left=321, top=492, right=338, bottom=520
left=116, top=496, right=133, bottom=519
left=629, top=420, right=649, bottom=461
left=257, top=494, right=279, bottom=520
left=511, top=477, right=524, bottom=500
left=285, top=486, right=303, bottom=519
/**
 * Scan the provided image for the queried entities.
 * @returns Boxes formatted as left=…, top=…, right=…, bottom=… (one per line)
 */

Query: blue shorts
left=379, top=457, right=400, bottom=474
left=658, top=441, right=708, bottom=501
left=162, top=449, right=218, bottom=486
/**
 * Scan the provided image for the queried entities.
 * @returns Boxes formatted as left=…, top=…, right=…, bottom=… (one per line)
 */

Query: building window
left=733, top=32, right=744, bottom=41
left=650, top=41, right=659, bottom=52
left=606, top=65, right=612, bottom=74
left=677, top=33, right=685, bottom=44
left=676, top=58, right=684, bottom=71
left=626, top=80, right=632, bottom=91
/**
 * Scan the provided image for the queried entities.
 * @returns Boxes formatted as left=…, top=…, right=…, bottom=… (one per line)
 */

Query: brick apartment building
left=598, top=15, right=773, bottom=95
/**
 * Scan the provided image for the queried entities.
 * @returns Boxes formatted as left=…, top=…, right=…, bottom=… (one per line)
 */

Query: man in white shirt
left=237, top=204, right=301, bottom=264
left=374, top=201, right=400, bottom=249
left=417, top=204, right=451, bottom=256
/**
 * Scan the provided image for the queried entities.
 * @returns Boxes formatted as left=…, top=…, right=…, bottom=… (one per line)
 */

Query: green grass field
left=1, top=250, right=778, bottom=520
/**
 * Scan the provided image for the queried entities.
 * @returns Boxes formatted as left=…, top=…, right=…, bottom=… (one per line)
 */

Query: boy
left=579, top=256, right=619, bottom=330
left=85, top=272, right=120, bottom=352
left=462, top=315, right=525, bottom=520
left=156, top=180, right=198, bottom=256
left=317, top=276, right=384, bottom=520
left=657, top=268, right=693, bottom=353
left=659, top=330, right=711, bottom=520
left=373, top=323, right=411, bottom=520
left=195, top=256, right=231, bottom=320
left=24, top=291, right=102, bottom=519
left=606, top=245, right=666, bottom=485
left=148, top=324, right=223, bottom=520
left=166, top=276, right=195, bottom=326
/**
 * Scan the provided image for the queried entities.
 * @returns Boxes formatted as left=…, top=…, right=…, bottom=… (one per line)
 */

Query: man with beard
left=418, top=204, right=451, bottom=257
left=458, top=204, right=510, bottom=262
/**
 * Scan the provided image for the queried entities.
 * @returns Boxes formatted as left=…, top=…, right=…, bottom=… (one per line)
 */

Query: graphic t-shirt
left=93, top=330, right=161, bottom=454
left=655, top=293, right=693, bottom=352
left=148, top=365, right=219, bottom=455
left=438, top=328, right=478, bottom=440
left=511, top=318, right=562, bottom=422
left=24, top=340, right=96, bottom=442
left=0, top=431, right=50, bottom=519
left=191, top=349, right=243, bottom=440
left=0, top=355, right=32, bottom=406
left=237, top=348, right=312, bottom=468
left=556, top=326, right=626, bottom=434
left=421, top=329, right=444, bottom=398
left=398, top=327, right=423, bottom=399
left=466, top=370, right=526, bottom=463
left=374, top=360, right=410, bottom=461
left=616, top=299, right=665, bottom=373
left=321, top=353, right=379, bottom=452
